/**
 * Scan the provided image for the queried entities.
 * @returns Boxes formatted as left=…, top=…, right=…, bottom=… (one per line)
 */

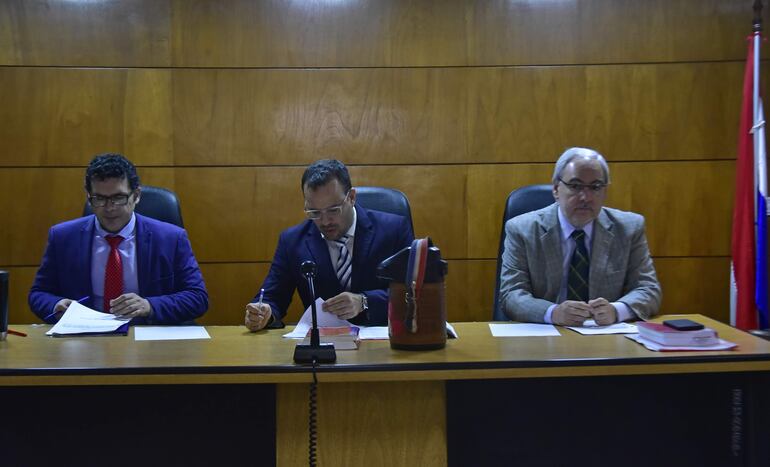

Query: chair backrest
left=355, top=186, right=415, bottom=234
left=83, top=185, right=185, bottom=228
left=493, top=184, right=555, bottom=320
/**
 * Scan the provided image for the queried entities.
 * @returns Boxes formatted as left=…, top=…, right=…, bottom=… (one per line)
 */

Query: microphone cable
left=308, top=357, right=319, bottom=467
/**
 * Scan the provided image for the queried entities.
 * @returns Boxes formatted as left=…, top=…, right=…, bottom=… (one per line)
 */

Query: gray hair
left=551, top=147, right=610, bottom=184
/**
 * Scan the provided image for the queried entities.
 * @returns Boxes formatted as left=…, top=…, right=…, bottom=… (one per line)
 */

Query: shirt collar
left=94, top=213, right=136, bottom=239
left=557, top=206, right=594, bottom=242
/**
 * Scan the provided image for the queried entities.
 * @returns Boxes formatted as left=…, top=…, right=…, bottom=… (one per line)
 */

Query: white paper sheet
left=134, top=326, right=211, bottom=341
left=566, top=320, right=639, bottom=335
left=283, top=298, right=351, bottom=338
left=359, top=327, right=389, bottom=340
left=357, top=322, right=459, bottom=340
left=626, top=334, right=738, bottom=351
left=46, top=301, right=130, bottom=336
left=489, top=323, right=561, bottom=337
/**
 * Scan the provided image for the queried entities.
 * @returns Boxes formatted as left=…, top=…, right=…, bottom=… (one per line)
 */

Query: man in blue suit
left=245, top=159, right=414, bottom=331
left=29, top=153, right=208, bottom=324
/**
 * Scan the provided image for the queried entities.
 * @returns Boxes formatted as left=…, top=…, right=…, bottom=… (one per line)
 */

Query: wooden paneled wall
left=0, top=0, right=763, bottom=325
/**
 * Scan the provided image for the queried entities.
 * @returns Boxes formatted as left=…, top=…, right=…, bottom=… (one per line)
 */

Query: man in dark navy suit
left=29, top=153, right=208, bottom=324
left=245, top=159, right=414, bottom=331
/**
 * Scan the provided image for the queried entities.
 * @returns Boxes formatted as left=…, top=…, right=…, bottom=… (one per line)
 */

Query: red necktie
left=103, top=235, right=124, bottom=312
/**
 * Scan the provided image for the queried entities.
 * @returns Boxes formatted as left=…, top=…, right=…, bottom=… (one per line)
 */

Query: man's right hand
left=54, top=299, right=73, bottom=314
left=245, top=303, right=273, bottom=332
left=551, top=300, right=592, bottom=326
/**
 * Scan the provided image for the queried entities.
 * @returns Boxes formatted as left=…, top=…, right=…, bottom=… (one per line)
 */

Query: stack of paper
left=46, top=301, right=130, bottom=337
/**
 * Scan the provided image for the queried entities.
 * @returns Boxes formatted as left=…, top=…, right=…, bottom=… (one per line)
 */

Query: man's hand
left=245, top=303, right=273, bottom=332
left=54, top=298, right=73, bottom=314
left=588, top=298, right=617, bottom=325
left=109, top=293, right=152, bottom=319
left=322, top=292, right=363, bottom=320
left=552, top=300, right=592, bottom=326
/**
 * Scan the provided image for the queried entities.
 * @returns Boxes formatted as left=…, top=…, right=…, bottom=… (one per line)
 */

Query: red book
left=636, top=322, right=718, bottom=347
left=303, top=326, right=360, bottom=350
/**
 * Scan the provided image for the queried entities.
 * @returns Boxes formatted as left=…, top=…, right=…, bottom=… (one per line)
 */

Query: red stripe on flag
left=732, top=37, right=759, bottom=330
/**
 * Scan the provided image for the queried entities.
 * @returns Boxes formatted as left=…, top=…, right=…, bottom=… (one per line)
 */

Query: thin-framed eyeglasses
left=88, top=192, right=133, bottom=208
left=304, top=190, right=351, bottom=220
left=558, top=178, right=609, bottom=194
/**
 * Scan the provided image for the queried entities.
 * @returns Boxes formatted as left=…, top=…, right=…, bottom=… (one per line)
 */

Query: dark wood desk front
left=1, top=315, right=769, bottom=466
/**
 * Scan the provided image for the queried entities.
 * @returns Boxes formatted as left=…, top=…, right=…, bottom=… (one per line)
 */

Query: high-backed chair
left=83, top=185, right=185, bottom=228
left=493, top=184, right=555, bottom=321
left=355, top=186, right=415, bottom=234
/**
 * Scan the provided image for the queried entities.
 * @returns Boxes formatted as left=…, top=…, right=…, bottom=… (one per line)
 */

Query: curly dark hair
left=84, top=153, right=141, bottom=193
left=301, top=159, right=352, bottom=193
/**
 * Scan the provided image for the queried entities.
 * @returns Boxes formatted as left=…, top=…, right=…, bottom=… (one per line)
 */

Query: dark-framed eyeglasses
left=558, top=178, right=608, bottom=194
left=304, top=190, right=351, bottom=220
left=88, top=192, right=133, bottom=208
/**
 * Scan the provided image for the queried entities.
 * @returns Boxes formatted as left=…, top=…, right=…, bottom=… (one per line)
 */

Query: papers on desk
left=357, top=322, right=459, bottom=340
left=626, top=334, right=738, bottom=352
left=566, top=320, right=639, bottom=335
left=46, top=301, right=130, bottom=336
left=283, top=298, right=350, bottom=338
left=134, top=326, right=211, bottom=341
left=283, top=298, right=460, bottom=340
left=489, top=323, right=561, bottom=337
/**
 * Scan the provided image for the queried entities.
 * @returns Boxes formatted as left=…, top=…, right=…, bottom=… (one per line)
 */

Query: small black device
left=663, top=319, right=704, bottom=331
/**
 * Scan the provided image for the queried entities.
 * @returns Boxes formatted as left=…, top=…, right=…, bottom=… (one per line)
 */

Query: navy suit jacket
left=29, top=214, right=209, bottom=324
left=256, top=205, right=414, bottom=326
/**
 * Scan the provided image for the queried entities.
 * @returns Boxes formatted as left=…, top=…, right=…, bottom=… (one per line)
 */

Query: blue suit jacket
left=256, top=205, right=414, bottom=326
left=29, top=214, right=209, bottom=324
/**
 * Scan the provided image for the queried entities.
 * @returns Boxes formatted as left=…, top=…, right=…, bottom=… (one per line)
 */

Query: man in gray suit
left=499, top=147, right=661, bottom=326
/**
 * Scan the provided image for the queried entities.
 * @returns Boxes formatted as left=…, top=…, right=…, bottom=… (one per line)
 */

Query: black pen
left=43, top=295, right=90, bottom=322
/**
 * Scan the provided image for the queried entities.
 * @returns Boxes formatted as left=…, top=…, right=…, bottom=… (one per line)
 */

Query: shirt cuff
left=613, top=302, right=633, bottom=322
left=544, top=304, right=556, bottom=324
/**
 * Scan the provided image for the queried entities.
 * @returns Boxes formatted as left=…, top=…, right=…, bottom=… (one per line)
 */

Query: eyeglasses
left=304, top=191, right=350, bottom=220
left=88, top=193, right=133, bottom=208
left=558, top=178, right=608, bottom=194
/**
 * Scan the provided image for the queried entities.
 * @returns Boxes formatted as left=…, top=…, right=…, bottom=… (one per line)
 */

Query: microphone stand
left=294, top=261, right=337, bottom=364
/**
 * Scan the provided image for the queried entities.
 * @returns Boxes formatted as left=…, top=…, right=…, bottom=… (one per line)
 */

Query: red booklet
left=636, top=322, right=718, bottom=347
left=302, top=326, right=360, bottom=350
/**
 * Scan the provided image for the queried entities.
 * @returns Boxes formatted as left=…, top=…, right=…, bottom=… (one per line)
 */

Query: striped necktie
left=567, top=230, right=589, bottom=302
left=334, top=235, right=352, bottom=291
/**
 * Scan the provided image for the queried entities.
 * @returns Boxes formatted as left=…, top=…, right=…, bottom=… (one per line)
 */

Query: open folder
left=46, top=301, right=130, bottom=337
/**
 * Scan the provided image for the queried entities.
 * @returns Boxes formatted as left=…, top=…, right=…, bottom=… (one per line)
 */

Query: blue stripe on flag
left=756, top=192, right=768, bottom=328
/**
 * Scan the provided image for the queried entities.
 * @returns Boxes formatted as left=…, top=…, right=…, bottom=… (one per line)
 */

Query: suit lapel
left=303, top=222, right=337, bottom=294
left=78, top=217, right=96, bottom=298
left=135, top=215, right=152, bottom=295
left=540, top=205, right=564, bottom=301
left=350, top=205, right=374, bottom=291
left=589, top=209, right=613, bottom=298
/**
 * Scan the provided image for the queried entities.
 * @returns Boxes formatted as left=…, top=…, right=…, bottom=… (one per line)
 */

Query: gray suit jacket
left=499, top=203, right=661, bottom=322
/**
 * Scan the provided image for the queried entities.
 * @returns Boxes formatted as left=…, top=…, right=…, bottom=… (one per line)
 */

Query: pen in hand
left=258, top=288, right=265, bottom=306
left=43, top=295, right=90, bottom=322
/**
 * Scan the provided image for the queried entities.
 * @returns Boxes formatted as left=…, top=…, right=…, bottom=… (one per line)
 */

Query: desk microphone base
left=293, top=343, right=337, bottom=364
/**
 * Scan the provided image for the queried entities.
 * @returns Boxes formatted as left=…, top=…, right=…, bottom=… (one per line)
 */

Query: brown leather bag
left=377, top=238, right=448, bottom=350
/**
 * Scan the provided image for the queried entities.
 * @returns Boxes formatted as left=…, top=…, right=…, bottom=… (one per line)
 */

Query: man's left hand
left=322, top=292, right=363, bottom=320
left=109, top=293, right=152, bottom=319
left=588, top=298, right=617, bottom=325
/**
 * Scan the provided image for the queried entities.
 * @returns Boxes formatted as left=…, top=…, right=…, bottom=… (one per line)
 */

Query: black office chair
left=355, top=186, right=415, bottom=234
left=492, top=184, right=555, bottom=321
left=83, top=185, right=185, bottom=228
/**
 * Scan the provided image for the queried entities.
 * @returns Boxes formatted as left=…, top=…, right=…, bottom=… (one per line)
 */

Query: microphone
left=301, top=260, right=317, bottom=278
left=293, top=260, right=336, bottom=364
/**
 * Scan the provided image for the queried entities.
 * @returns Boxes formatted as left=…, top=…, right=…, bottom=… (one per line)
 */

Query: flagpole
left=753, top=0, right=761, bottom=210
